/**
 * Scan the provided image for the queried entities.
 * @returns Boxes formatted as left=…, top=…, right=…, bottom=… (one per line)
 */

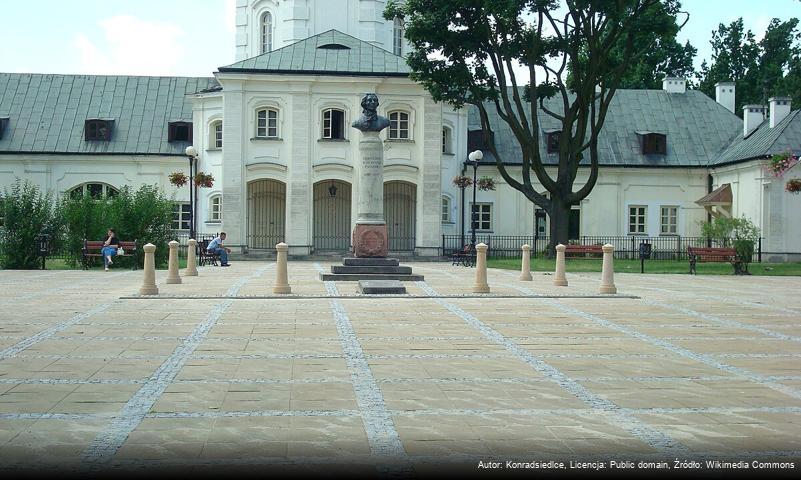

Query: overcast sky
left=0, top=0, right=797, bottom=78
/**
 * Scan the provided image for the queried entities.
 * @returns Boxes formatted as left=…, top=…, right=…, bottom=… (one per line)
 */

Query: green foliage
left=0, top=179, right=61, bottom=269
left=700, top=216, right=760, bottom=263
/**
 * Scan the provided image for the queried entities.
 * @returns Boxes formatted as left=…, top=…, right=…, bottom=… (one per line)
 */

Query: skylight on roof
left=318, top=43, right=350, bottom=50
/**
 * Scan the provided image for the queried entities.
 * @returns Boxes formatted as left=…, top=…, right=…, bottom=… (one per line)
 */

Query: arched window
left=261, top=12, right=273, bottom=53
left=210, top=121, right=222, bottom=149
left=256, top=108, right=279, bottom=138
left=322, top=108, right=345, bottom=139
left=388, top=111, right=410, bottom=139
left=441, top=195, right=451, bottom=223
left=393, top=17, right=404, bottom=56
left=209, top=194, right=223, bottom=222
left=69, top=183, right=118, bottom=199
left=442, top=126, right=453, bottom=153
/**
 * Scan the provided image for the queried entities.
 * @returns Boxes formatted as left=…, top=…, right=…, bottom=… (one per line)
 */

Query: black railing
left=313, top=235, right=351, bottom=252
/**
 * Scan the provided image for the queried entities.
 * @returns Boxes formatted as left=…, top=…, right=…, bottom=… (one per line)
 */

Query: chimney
left=769, top=96, right=792, bottom=128
left=662, top=77, right=686, bottom=94
left=715, top=81, right=735, bottom=113
left=742, top=104, right=766, bottom=137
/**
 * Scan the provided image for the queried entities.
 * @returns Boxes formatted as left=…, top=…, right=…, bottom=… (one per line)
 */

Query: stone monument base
left=352, top=224, right=388, bottom=258
left=320, top=257, right=424, bottom=282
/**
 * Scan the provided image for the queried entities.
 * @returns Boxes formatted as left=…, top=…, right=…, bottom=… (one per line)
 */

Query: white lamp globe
left=185, top=146, right=198, bottom=157
left=468, top=150, right=483, bottom=162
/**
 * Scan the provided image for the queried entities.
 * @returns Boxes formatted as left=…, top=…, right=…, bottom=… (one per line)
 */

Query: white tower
left=234, top=0, right=406, bottom=61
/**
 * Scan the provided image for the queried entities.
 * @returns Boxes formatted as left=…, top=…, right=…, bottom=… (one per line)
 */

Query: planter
left=453, top=175, right=472, bottom=189
left=194, top=172, right=215, bottom=188
left=786, top=178, right=801, bottom=194
left=477, top=176, right=496, bottom=191
left=168, top=172, right=188, bottom=188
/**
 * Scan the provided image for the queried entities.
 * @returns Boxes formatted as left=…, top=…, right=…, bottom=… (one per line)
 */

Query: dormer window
left=0, top=117, right=8, bottom=140
left=545, top=130, right=561, bottom=153
left=168, top=121, right=193, bottom=143
left=85, top=119, right=113, bottom=141
left=637, top=131, right=667, bottom=155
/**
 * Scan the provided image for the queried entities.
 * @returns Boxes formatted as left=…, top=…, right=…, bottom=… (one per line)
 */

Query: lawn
left=486, top=257, right=801, bottom=276
left=43, top=258, right=188, bottom=270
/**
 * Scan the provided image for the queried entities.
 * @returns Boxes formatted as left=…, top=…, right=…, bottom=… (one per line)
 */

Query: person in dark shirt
left=102, top=228, right=120, bottom=271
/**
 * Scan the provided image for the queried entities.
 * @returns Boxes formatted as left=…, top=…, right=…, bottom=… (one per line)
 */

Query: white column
left=273, top=242, right=291, bottom=294
left=165, top=240, right=181, bottom=284
left=599, top=243, right=617, bottom=294
left=519, top=244, right=532, bottom=281
left=473, top=243, right=490, bottom=293
left=139, top=243, right=158, bottom=295
left=185, top=239, right=198, bottom=277
left=356, top=131, right=384, bottom=224
left=553, top=244, right=568, bottom=287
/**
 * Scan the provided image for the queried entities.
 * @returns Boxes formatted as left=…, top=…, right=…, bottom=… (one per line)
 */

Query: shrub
left=0, top=179, right=61, bottom=269
left=700, top=216, right=760, bottom=263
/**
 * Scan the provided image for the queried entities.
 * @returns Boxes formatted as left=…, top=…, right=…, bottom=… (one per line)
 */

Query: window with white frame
left=441, top=196, right=451, bottom=223
left=261, top=12, right=273, bottom=53
left=256, top=109, right=278, bottom=138
left=393, top=17, right=404, bottom=56
left=442, top=126, right=453, bottom=153
left=628, top=206, right=647, bottom=235
left=172, top=203, right=191, bottom=231
left=471, top=203, right=492, bottom=231
left=211, top=121, right=222, bottom=148
left=660, top=206, right=678, bottom=235
left=209, top=195, right=222, bottom=222
left=69, top=183, right=118, bottom=199
left=322, top=108, right=345, bottom=139
left=388, top=111, right=409, bottom=139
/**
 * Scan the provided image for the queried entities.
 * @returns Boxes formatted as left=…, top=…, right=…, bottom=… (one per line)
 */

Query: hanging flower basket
left=452, top=175, right=473, bottom=189
left=194, top=172, right=215, bottom=188
left=477, top=176, right=496, bottom=191
left=168, top=171, right=188, bottom=188
left=786, top=178, right=801, bottom=194
left=767, top=152, right=799, bottom=177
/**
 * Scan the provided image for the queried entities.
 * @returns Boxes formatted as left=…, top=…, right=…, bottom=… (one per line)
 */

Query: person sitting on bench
left=207, top=232, right=232, bottom=267
left=102, top=228, right=120, bottom=271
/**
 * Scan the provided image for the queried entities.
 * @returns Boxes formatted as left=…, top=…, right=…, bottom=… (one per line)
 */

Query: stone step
left=358, top=280, right=407, bottom=294
left=319, top=273, right=424, bottom=281
left=331, top=265, right=412, bottom=274
left=342, top=258, right=400, bottom=267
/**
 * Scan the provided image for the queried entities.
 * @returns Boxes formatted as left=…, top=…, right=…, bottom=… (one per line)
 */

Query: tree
left=0, top=179, right=61, bottom=269
left=387, top=0, right=682, bottom=250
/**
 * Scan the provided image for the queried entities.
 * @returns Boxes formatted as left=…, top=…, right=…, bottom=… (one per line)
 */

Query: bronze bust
left=351, top=93, right=390, bottom=132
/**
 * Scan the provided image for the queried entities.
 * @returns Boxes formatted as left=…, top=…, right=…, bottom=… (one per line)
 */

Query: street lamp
left=466, top=150, right=483, bottom=247
left=185, top=145, right=198, bottom=240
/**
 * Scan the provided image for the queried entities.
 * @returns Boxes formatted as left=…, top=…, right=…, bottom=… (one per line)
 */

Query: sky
left=0, top=0, right=798, bottom=78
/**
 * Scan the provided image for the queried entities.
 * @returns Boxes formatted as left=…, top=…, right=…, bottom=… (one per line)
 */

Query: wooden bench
left=564, top=244, right=603, bottom=259
left=451, top=244, right=475, bottom=267
left=687, top=246, right=742, bottom=274
left=82, top=239, right=137, bottom=269
left=197, top=238, right=220, bottom=267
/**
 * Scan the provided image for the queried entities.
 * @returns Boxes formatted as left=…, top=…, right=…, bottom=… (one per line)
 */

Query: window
left=640, top=132, right=667, bottom=154
left=660, top=206, right=678, bottom=235
left=172, top=203, right=191, bottom=231
left=212, top=121, right=222, bottom=148
left=393, top=17, right=404, bottom=56
left=168, top=121, right=192, bottom=143
left=628, top=206, right=647, bottom=235
left=322, top=108, right=345, bottom=140
left=85, top=119, right=113, bottom=141
left=69, top=183, right=118, bottom=199
left=388, top=111, right=409, bottom=139
left=256, top=109, right=278, bottom=138
left=442, top=127, right=452, bottom=154
left=441, top=196, right=451, bottom=223
left=546, top=131, right=561, bottom=153
left=471, top=203, right=492, bottom=231
left=209, top=195, right=222, bottom=222
left=0, top=117, right=8, bottom=139
left=535, top=209, right=547, bottom=236
left=261, top=12, right=273, bottom=53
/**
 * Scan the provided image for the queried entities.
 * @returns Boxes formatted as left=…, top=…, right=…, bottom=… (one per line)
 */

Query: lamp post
left=466, top=150, right=483, bottom=247
left=185, top=146, right=198, bottom=240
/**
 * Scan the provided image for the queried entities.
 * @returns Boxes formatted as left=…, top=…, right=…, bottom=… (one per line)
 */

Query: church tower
left=234, top=0, right=405, bottom=61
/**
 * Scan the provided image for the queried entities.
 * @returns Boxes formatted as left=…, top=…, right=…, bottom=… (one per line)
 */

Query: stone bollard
left=519, top=244, right=533, bottom=281
left=273, top=242, right=291, bottom=294
left=553, top=244, right=568, bottom=286
left=185, top=239, right=198, bottom=277
left=165, top=240, right=182, bottom=284
left=599, top=243, right=617, bottom=294
left=473, top=243, right=490, bottom=293
left=139, top=243, right=158, bottom=295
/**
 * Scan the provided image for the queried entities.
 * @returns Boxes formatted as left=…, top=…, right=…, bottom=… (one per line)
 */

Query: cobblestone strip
left=510, top=285, right=801, bottom=401
left=314, top=262, right=411, bottom=471
left=80, top=265, right=271, bottom=465
left=415, top=281, right=691, bottom=456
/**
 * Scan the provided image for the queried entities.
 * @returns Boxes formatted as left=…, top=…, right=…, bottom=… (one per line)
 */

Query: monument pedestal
left=352, top=224, right=388, bottom=258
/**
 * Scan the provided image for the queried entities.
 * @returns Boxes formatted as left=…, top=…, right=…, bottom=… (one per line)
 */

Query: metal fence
left=442, top=234, right=765, bottom=262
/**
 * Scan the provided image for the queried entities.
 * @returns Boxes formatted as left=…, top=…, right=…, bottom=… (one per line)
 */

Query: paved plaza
left=0, top=261, right=800, bottom=476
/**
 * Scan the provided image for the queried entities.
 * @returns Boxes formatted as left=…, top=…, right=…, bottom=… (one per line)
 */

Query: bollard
left=139, top=243, right=158, bottom=295
left=599, top=243, right=617, bottom=294
left=472, top=243, right=490, bottom=293
left=185, top=239, right=198, bottom=277
left=165, top=240, right=182, bottom=284
left=273, top=242, right=291, bottom=294
left=553, top=244, right=568, bottom=286
left=519, top=244, right=532, bottom=281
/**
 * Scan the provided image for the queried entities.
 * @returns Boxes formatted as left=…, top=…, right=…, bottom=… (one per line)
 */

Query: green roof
left=468, top=89, right=743, bottom=168
left=711, top=109, right=801, bottom=166
left=219, top=30, right=411, bottom=76
left=0, top=73, right=217, bottom=155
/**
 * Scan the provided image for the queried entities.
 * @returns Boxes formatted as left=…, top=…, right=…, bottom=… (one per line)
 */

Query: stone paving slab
left=0, top=261, right=799, bottom=476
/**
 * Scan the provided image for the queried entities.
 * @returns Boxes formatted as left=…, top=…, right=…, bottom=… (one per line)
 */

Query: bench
left=82, top=239, right=137, bottom=269
left=687, top=246, right=743, bottom=275
left=564, top=244, right=603, bottom=259
left=451, top=243, right=475, bottom=267
left=197, top=238, right=220, bottom=267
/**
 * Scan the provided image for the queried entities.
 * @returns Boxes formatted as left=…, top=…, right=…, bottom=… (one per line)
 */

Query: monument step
left=319, top=273, right=425, bottom=282
left=342, top=258, right=400, bottom=267
left=331, top=265, right=412, bottom=274
left=358, top=280, right=407, bottom=294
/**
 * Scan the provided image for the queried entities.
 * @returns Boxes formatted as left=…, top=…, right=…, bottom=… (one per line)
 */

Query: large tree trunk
left=547, top=200, right=572, bottom=256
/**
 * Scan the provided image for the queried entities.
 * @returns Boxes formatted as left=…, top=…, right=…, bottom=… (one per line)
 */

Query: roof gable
left=712, top=109, right=801, bottom=166
left=218, top=30, right=410, bottom=76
